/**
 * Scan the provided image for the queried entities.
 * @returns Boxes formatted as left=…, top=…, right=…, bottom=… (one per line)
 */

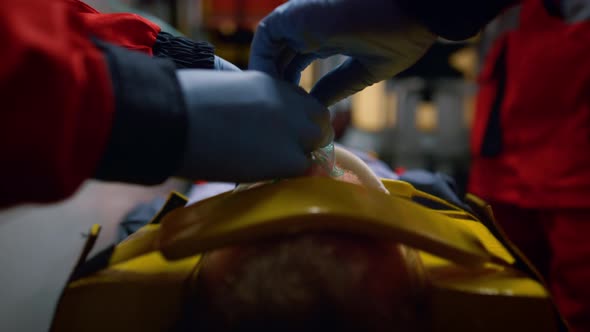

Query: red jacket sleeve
left=72, top=0, right=161, bottom=55
left=0, top=0, right=115, bottom=207
left=0, top=0, right=188, bottom=208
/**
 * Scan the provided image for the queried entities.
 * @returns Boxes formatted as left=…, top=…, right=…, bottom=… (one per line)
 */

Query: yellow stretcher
left=50, top=177, right=568, bottom=332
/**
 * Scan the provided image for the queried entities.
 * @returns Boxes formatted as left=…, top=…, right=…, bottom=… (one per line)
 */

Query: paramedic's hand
left=175, top=70, right=331, bottom=182
left=249, top=0, right=436, bottom=106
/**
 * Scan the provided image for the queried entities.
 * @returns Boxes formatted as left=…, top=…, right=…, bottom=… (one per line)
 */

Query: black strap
left=150, top=191, right=188, bottom=224
left=68, top=245, right=116, bottom=282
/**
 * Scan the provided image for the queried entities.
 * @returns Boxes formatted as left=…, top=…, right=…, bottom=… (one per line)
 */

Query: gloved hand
left=249, top=0, right=436, bottom=106
left=175, top=70, right=331, bottom=182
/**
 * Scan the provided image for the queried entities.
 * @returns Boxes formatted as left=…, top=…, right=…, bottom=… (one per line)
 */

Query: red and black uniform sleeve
left=399, top=0, right=519, bottom=40
left=0, top=0, right=190, bottom=208
left=73, top=1, right=216, bottom=69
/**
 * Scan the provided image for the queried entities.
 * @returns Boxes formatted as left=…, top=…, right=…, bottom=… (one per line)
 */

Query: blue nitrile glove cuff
left=214, top=56, right=241, bottom=71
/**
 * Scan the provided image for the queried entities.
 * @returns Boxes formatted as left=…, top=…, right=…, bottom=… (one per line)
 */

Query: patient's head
left=181, top=162, right=426, bottom=332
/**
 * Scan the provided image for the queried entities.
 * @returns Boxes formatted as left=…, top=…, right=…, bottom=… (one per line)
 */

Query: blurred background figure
left=467, top=2, right=590, bottom=331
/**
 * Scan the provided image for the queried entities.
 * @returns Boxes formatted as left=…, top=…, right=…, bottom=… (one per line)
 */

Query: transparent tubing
left=309, top=113, right=345, bottom=177
left=310, top=141, right=345, bottom=177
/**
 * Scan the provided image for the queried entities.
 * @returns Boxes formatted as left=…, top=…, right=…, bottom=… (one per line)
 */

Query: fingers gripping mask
left=235, top=143, right=390, bottom=194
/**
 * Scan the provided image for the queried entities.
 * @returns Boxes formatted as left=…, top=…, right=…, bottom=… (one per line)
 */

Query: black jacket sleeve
left=93, top=41, right=188, bottom=185
left=399, top=0, right=519, bottom=40
left=153, top=31, right=215, bottom=69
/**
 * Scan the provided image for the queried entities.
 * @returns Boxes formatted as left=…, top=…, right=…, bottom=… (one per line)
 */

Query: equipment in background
left=202, top=0, right=286, bottom=68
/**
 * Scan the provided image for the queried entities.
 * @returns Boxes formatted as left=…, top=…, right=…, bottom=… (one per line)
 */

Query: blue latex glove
left=249, top=0, right=436, bottom=106
left=175, top=70, right=330, bottom=182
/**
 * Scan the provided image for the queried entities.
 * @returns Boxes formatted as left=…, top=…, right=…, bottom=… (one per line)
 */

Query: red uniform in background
left=204, top=0, right=286, bottom=30
left=469, top=0, right=590, bottom=330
